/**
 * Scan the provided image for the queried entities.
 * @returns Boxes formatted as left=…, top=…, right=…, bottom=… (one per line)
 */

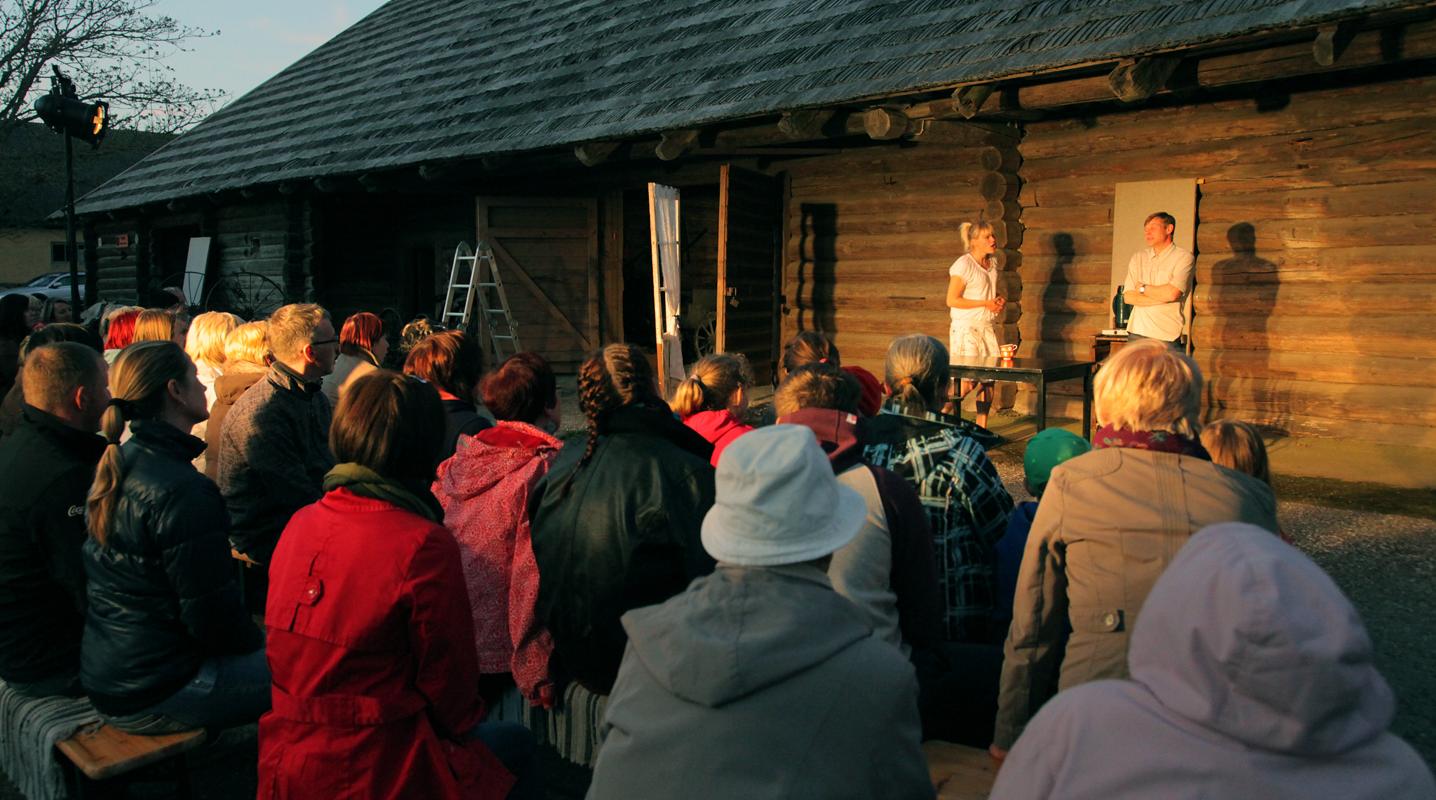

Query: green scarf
left=323, top=463, right=441, bottom=522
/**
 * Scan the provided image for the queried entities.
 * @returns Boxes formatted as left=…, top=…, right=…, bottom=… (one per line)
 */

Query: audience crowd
left=0, top=294, right=1430, bottom=800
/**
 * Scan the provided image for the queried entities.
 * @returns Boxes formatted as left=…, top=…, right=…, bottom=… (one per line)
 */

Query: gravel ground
left=3, top=417, right=1430, bottom=798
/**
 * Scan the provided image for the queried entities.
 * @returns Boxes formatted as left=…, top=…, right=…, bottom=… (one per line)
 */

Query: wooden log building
left=75, top=0, right=1436, bottom=446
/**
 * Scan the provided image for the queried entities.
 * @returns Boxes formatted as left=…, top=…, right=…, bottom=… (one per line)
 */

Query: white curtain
left=649, top=184, right=685, bottom=388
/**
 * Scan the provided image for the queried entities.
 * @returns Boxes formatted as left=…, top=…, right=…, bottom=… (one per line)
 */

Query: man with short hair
left=588, top=425, right=933, bottom=799
left=218, top=303, right=337, bottom=568
left=1122, top=211, right=1195, bottom=344
left=0, top=342, right=109, bottom=697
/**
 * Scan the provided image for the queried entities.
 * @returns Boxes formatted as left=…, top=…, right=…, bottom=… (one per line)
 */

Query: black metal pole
left=64, top=130, right=81, bottom=311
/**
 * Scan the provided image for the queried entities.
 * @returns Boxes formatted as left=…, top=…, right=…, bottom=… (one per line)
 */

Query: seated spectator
left=991, top=523, right=1435, bottom=799
left=529, top=343, right=715, bottom=696
left=0, top=323, right=101, bottom=439
left=133, top=308, right=185, bottom=346
left=774, top=363, right=940, bottom=660
left=321, top=311, right=387, bottom=408
left=184, top=311, right=241, bottom=474
left=204, top=321, right=269, bottom=481
left=862, top=334, right=1013, bottom=644
left=1201, top=417, right=1273, bottom=486
left=261, top=371, right=535, bottom=800
left=779, top=329, right=838, bottom=379
left=588, top=425, right=932, bottom=800
left=0, top=294, right=30, bottom=397
left=81, top=341, right=266, bottom=733
left=0, top=343, right=109, bottom=697
left=433, top=352, right=563, bottom=708
left=394, top=314, right=442, bottom=367
left=404, top=330, right=490, bottom=460
left=101, top=308, right=140, bottom=364
left=992, top=339, right=1279, bottom=760
left=40, top=297, right=74, bottom=325
left=671, top=352, right=754, bottom=466
left=993, top=428, right=1091, bottom=629
left=218, top=303, right=337, bottom=570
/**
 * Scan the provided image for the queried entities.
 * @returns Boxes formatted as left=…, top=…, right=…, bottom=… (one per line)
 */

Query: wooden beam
left=953, top=84, right=994, bottom=119
left=1108, top=57, right=1181, bottom=103
left=357, top=173, right=386, bottom=192
left=656, top=129, right=699, bottom=161
left=313, top=177, right=345, bottom=193
left=908, top=119, right=1012, bottom=146
left=980, top=172, right=1020, bottom=202
left=276, top=182, right=298, bottom=196
left=1314, top=22, right=1356, bottom=66
left=977, top=145, right=1021, bottom=172
left=418, top=164, right=448, bottom=182
left=777, top=109, right=836, bottom=140
left=864, top=107, right=909, bottom=140
left=239, top=187, right=261, bottom=200
left=575, top=141, right=621, bottom=167
left=166, top=199, right=188, bottom=212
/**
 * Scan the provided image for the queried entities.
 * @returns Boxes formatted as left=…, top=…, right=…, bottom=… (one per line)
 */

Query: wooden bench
left=924, top=741, right=998, bottom=799
left=55, top=721, right=206, bottom=797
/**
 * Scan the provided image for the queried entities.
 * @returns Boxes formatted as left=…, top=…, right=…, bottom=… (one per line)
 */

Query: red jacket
left=682, top=409, right=753, bottom=467
left=258, top=488, right=513, bottom=800
left=434, top=421, right=561, bottom=707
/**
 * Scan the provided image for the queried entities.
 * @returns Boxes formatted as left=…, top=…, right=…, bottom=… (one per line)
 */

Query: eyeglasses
left=310, top=337, right=339, bottom=347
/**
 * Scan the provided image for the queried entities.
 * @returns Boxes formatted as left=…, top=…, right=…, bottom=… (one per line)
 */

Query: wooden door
left=476, top=197, right=598, bottom=372
left=717, top=164, right=781, bottom=386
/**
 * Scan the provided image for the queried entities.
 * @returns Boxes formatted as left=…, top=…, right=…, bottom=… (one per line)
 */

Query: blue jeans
left=472, top=721, right=543, bottom=800
left=107, top=649, right=270, bottom=735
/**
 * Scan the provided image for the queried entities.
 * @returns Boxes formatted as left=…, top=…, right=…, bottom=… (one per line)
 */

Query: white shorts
left=950, top=322, right=1000, bottom=360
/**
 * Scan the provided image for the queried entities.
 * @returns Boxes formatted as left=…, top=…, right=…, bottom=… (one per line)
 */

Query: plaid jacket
left=861, top=406, right=1013, bottom=643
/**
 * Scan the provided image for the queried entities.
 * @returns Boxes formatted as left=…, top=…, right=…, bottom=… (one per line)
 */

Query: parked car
left=0, top=271, right=86, bottom=304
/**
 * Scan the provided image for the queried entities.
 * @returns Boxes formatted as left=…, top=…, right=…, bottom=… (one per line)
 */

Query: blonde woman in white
left=945, top=220, right=1004, bottom=428
left=184, top=312, right=241, bottom=474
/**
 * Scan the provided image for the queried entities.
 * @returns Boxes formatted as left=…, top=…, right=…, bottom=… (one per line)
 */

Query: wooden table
left=949, top=357, right=1095, bottom=439
left=924, top=741, right=998, bottom=799
left=1091, top=332, right=1130, bottom=363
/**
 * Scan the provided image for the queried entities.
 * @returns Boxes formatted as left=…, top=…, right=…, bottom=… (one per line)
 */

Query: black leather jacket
left=529, top=401, right=716, bottom=694
left=0, top=406, right=105, bottom=683
left=81, top=420, right=263, bottom=715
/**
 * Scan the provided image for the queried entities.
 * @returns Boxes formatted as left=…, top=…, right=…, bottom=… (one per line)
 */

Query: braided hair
left=575, top=343, right=658, bottom=473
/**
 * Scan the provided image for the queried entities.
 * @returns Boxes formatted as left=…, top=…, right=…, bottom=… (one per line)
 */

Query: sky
left=150, top=0, right=389, bottom=110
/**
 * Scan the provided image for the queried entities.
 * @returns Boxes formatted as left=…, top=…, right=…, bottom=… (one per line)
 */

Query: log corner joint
left=656, top=129, right=700, bottom=161
left=1108, top=56, right=1181, bottom=103
left=951, top=84, right=995, bottom=119
left=1314, top=22, right=1356, bottom=67
left=575, top=141, right=621, bottom=167
left=777, top=109, right=836, bottom=140
left=863, top=107, right=909, bottom=140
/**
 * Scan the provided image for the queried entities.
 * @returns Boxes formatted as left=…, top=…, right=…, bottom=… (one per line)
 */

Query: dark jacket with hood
left=0, top=406, right=106, bottom=683
left=528, top=400, right=715, bottom=694
left=991, top=523, right=1434, bottom=799
left=217, top=362, right=334, bottom=562
left=589, top=564, right=933, bottom=800
left=81, top=420, right=263, bottom=715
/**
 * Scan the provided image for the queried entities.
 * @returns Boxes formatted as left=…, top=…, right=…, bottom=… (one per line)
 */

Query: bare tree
left=1, top=0, right=224, bottom=135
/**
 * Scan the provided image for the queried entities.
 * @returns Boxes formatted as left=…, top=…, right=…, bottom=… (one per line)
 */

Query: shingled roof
left=77, top=0, right=1408, bottom=213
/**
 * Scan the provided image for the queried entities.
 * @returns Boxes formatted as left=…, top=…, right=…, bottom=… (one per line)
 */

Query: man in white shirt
left=1123, top=212, right=1195, bottom=344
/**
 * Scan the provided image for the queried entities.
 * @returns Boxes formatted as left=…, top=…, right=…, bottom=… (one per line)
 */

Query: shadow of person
left=798, top=203, right=838, bottom=337
left=1206, top=222, right=1287, bottom=436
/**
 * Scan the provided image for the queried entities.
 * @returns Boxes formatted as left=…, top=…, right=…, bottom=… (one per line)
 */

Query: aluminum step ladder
left=441, top=241, right=520, bottom=364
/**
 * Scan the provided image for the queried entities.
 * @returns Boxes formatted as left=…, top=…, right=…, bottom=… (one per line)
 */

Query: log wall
left=1018, top=72, right=1436, bottom=446
left=780, top=138, right=1019, bottom=378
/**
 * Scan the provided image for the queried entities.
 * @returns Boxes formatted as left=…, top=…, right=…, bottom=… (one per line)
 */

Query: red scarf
left=1095, top=424, right=1210, bottom=460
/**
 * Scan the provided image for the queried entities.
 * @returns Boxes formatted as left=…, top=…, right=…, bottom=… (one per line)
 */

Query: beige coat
left=993, top=447, right=1278, bottom=748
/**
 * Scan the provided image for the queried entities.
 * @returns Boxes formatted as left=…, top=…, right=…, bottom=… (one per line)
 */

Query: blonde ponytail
left=87, top=341, right=192, bottom=546
left=670, top=353, right=752, bottom=418
left=958, top=222, right=974, bottom=253
left=884, top=334, right=948, bottom=417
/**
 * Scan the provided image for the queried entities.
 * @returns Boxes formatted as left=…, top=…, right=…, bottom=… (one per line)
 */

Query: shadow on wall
left=1038, top=232, right=1077, bottom=354
left=1206, top=221, right=1287, bottom=435
left=797, top=203, right=837, bottom=337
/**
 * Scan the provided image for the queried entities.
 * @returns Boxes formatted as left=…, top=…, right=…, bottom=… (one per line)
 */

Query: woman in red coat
left=259, top=371, right=537, bottom=799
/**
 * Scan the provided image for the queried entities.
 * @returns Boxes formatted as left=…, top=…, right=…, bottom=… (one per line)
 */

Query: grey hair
left=884, top=334, right=948, bottom=416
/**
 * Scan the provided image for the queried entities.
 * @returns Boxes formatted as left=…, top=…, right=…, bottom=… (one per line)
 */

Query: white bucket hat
left=700, top=424, right=866, bottom=567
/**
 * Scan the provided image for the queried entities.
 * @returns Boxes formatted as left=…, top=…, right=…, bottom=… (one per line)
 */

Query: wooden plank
left=55, top=723, right=206, bottom=781
left=486, top=238, right=591, bottom=350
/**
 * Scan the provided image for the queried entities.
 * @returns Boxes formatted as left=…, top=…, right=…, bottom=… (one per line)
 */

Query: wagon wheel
left=204, top=272, right=286, bottom=321
left=692, top=315, right=718, bottom=358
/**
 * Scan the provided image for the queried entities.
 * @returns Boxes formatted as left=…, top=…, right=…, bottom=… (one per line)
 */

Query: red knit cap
left=842, top=365, right=885, bottom=417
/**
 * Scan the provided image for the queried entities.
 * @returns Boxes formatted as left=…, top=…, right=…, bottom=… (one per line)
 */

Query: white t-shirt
left=948, top=253, right=998, bottom=325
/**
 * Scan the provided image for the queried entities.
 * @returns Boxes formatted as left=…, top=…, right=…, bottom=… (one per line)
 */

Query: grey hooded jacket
left=991, top=523, right=1435, bottom=799
left=588, top=563, right=933, bottom=800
